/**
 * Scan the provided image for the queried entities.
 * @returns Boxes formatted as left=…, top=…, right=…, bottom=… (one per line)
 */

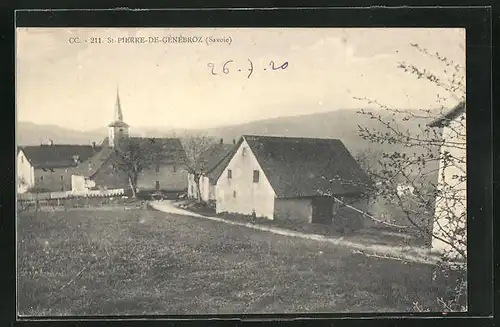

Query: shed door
left=311, top=197, right=334, bottom=225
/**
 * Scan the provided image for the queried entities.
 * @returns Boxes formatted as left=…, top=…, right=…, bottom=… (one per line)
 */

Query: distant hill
left=17, top=122, right=106, bottom=146
left=17, top=108, right=440, bottom=182
left=16, top=122, right=184, bottom=146
left=204, top=108, right=437, bottom=157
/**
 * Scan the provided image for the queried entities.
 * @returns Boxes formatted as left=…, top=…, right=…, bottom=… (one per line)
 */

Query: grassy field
left=18, top=205, right=447, bottom=316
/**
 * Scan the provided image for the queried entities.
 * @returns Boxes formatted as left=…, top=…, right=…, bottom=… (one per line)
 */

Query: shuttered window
left=253, top=170, right=260, bottom=183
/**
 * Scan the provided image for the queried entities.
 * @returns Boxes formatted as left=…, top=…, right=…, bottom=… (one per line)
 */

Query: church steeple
left=114, top=87, right=124, bottom=122
left=108, top=86, right=129, bottom=148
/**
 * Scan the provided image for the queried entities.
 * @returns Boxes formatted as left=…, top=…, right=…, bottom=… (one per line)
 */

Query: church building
left=17, top=89, right=189, bottom=196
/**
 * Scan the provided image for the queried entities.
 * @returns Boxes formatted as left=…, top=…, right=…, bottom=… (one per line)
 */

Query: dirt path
left=149, top=201, right=441, bottom=265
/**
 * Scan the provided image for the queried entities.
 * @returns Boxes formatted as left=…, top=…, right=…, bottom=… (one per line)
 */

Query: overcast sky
left=16, top=28, right=465, bottom=131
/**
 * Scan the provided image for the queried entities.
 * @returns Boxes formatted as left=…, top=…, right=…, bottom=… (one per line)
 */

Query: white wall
left=71, top=175, right=96, bottom=192
left=187, top=173, right=210, bottom=201
left=199, top=176, right=211, bottom=202
left=187, top=173, right=198, bottom=199
left=17, top=150, right=34, bottom=193
left=72, top=175, right=86, bottom=192
left=215, top=138, right=275, bottom=219
left=432, top=111, right=467, bottom=259
left=108, top=126, right=129, bottom=148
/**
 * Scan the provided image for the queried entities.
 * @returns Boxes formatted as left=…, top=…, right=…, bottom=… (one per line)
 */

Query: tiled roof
left=428, top=101, right=466, bottom=127
left=85, top=137, right=187, bottom=178
left=128, top=137, right=187, bottom=164
left=200, top=143, right=236, bottom=184
left=71, top=138, right=114, bottom=178
left=20, top=144, right=102, bottom=169
left=242, top=135, right=372, bottom=198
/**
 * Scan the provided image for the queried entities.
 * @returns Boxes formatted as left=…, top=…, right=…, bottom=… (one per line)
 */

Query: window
left=21, top=156, right=23, bottom=163
left=233, top=190, right=237, bottom=198
left=40, top=176, right=43, bottom=181
left=227, top=169, right=232, bottom=179
left=253, top=170, right=260, bottom=183
left=155, top=181, right=160, bottom=191
left=173, top=165, right=177, bottom=172
left=155, top=162, right=160, bottom=172
left=119, top=128, right=123, bottom=132
left=60, top=175, right=64, bottom=180
left=242, top=147, right=247, bottom=156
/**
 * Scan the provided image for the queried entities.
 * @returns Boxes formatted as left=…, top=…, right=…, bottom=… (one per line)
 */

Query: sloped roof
left=108, top=120, right=129, bottom=128
left=200, top=143, right=236, bottom=183
left=19, top=144, right=102, bottom=169
left=128, top=137, right=187, bottom=164
left=83, top=137, right=187, bottom=179
left=71, top=138, right=114, bottom=177
left=428, top=101, right=466, bottom=127
left=242, top=135, right=372, bottom=198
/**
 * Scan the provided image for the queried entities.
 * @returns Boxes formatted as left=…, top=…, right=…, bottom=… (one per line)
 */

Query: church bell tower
left=108, top=87, right=129, bottom=148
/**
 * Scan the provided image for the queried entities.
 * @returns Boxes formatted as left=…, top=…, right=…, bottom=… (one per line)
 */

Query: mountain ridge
left=17, top=108, right=436, bottom=158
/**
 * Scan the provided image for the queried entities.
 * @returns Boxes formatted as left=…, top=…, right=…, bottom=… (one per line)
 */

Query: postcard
left=16, top=26, right=466, bottom=316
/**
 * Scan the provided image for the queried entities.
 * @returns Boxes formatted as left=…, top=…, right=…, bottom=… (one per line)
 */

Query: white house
left=428, top=101, right=466, bottom=259
left=215, top=135, right=372, bottom=228
left=187, top=141, right=234, bottom=203
left=17, top=149, right=35, bottom=194
left=16, top=143, right=101, bottom=194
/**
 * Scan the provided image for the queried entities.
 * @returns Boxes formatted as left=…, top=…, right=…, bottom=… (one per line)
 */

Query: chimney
left=92, top=141, right=96, bottom=149
left=48, top=139, right=54, bottom=146
left=219, top=138, right=223, bottom=144
left=232, top=139, right=236, bottom=144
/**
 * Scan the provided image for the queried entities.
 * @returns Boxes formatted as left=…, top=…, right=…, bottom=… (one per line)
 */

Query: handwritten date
left=207, top=59, right=289, bottom=79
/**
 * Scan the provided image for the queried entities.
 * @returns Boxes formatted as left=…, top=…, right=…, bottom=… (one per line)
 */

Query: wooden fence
left=17, top=189, right=125, bottom=202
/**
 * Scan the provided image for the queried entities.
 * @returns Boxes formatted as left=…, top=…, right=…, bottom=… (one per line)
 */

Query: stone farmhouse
left=214, top=135, right=372, bottom=229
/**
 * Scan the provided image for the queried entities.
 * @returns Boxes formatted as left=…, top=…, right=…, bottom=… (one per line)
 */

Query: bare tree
left=354, top=43, right=466, bottom=311
left=108, top=138, right=161, bottom=198
left=354, top=148, right=384, bottom=176
left=180, top=134, right=217, bottom=202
